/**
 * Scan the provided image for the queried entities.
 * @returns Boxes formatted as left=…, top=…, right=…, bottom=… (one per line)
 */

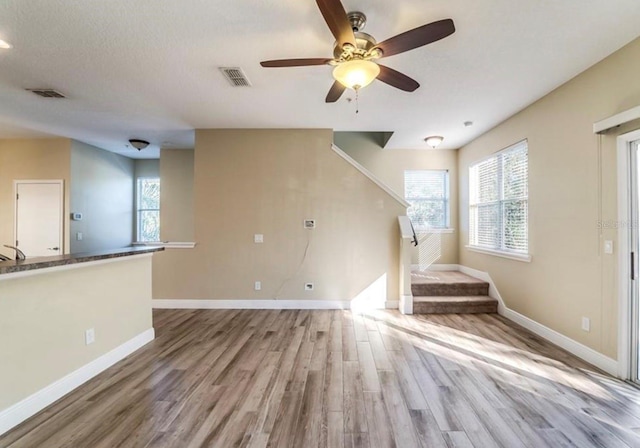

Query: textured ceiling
left=0, top=0, right=639, bottom=158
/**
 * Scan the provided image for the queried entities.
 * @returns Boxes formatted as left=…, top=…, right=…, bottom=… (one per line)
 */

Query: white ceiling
left=0, top=0, right=639, bottom=158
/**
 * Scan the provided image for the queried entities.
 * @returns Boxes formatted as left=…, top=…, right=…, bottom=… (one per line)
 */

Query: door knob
left=47, top=247, right=60, bottom=251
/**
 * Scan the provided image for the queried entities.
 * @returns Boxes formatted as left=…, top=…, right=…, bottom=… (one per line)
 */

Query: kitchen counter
left=0, top=246, right=164, bottom=277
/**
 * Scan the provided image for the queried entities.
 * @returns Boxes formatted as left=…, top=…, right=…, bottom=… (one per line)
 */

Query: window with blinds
left=469, top=140, right=528, bottom=254
left=404, top=170, right=450, bottom=230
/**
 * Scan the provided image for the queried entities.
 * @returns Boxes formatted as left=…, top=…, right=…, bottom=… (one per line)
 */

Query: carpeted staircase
left=411, top=270, right=498, bottom=314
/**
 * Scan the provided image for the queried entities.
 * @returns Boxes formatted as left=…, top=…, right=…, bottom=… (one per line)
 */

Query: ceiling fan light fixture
left=424, top=136, right=444, bottom=148
left=332, top=59, right=380, bottom=90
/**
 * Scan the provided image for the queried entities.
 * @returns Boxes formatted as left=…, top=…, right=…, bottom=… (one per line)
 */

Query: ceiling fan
left=260, top=0, right=455, bottom=103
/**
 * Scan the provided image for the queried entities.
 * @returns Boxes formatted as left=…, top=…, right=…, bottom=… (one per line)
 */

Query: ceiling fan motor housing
left=333, top=31, right=378, bottom=59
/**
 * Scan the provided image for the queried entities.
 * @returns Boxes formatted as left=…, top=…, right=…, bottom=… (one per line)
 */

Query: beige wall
left=0, top=255, right=153, bottom=411
left=70, top=141, right=135, bottom=253
left=134, top=159, right=160, bottom=179
left=160, top=149, right=194, bottom=241
left=335, top=132, right=458, bottom=265
left=153, top=129, right=405, bottom=303
left=0, top=138, right=72, bottom=254
left=458, top=36, right=640, bottom=360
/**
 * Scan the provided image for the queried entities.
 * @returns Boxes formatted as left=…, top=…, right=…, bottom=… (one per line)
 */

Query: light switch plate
left=581, top=317, right=590, bottom=332
left=76, top=232, right=83, bottom=241
left=255, top=281, right=261, bottom=291
left=604, top=240, right=613, bottom=255
left=254, top=234, right=264, bottom=243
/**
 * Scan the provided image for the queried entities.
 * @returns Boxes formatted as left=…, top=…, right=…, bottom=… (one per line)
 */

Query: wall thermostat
left=71, top=212, right=83, bottom=221
left=304, top=219, right=316, bottom=229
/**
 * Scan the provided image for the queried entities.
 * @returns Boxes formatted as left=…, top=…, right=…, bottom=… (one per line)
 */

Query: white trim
left=434, top=264, right=617, bottom=375
left=616, top=129, right=640, bottom=379
left=132, top=241, right=196, bottom=249
left=0, top=328, right=154, bottom=436
left=399, top=295, right=412, bottom=314
left=465, top=245, right=532, bottom=263
left=594, top=105, right=640, bottom=134
left=331, top=144, right=410, bottom=208
left=457, top=265, right=506, bottom=313
left=0, top=253, right=153, bottom=281
left=413, top=263, right=460, bottom=272
left=13, top=179, right=64, bottom=256
left=398, top=216, right=414, bottom=239
left=416, top=228, right=455, bottom=234
left=501, top=307, right=617, bottom=376
left=153, top=299, right=354, bottom=310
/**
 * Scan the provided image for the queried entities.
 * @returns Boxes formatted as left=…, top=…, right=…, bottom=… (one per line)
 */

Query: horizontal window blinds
left=469, top=140, right=528, bottom=254
left=405, top=170, right=449, bottom=230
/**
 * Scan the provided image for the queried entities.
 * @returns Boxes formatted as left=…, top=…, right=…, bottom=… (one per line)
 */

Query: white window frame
left=404, top=170, right=451, bottom=232
left=467, top=140, right=531, bottom=262
left=136, top=177, right=160, bottom=242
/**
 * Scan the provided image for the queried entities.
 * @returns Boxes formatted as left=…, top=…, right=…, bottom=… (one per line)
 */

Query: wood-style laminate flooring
left=2, top=309, right=640, bottom=447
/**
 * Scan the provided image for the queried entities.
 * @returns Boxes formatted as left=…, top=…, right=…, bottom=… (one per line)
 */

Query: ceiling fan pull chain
left=355, top=88, right=360, bottom=114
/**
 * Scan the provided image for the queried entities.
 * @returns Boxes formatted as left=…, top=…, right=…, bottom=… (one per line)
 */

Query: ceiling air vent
left=27, top=89, right=66, bottom=98
left=219, top=67, right=251, bottom=87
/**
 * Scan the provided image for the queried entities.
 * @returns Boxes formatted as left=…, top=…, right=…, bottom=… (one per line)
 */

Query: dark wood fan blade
left=376, top=19, right=455, bottom=58
left=260, top=58, right=331, bottom=68
left=326, top=81, right=346, bottom=103
left=316, top=0, right=356, bottom=48
left=377, top=65, right=420, bottom=92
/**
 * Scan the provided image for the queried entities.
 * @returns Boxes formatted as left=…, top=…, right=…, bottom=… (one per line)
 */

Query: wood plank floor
left=2, top=309, right=640, bottom=447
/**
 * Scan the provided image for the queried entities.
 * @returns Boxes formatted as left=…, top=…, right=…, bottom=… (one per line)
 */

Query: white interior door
left=15, top=181, right=63, bottom=257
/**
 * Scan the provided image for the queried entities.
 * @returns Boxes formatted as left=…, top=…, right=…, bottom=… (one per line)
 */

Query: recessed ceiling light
left=0, top=39, right=12, bottom=49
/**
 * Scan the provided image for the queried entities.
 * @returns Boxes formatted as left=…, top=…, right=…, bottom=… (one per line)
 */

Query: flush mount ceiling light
left=0, top=39, right=12, bottom=49
left=129, top=139, right=150, bottom=151
left=424, top=136, right=444, bottom=148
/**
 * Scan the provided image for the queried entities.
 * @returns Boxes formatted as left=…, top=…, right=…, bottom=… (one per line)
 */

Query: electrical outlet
left=304, top=219, right=316, bottom=229
left=85, top=328, right=95, bottom=345
left=254, top=234, right=264, bottom=243
left=76, top=232, right=83, bottom=241
left=304, top=283, right=314, bottom=291
left=581, top=317, right=591, bottom=332
left=255, top=281, right=261, bottom=291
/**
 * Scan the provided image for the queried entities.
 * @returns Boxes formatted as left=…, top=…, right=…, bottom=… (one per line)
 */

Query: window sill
left=133, top=241, right=196, bottom=249
left=465, top=245, right=531, bottom=263
left=416, top=228, right=455, bottom=234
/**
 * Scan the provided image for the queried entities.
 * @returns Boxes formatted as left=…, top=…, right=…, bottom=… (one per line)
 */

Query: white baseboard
left=412, top=263, right=460, bottom=272
left=501, top=308, right=618, bottom=376
left=457, top=265, right=506, bottom=311
left=153, top=299, right=354, bottom=310
left=0, top=328, right=155, bottom=436
left=453, top=264, right=617, bottom=376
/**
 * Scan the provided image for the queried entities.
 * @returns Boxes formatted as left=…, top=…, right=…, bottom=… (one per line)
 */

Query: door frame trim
left=13, top=179, right=64, bottom=256
left=617, top=130, right=640, bottom=379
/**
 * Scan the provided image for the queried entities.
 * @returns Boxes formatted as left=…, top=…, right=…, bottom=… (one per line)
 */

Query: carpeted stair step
left=411, top=270, right=489, bottom=297
left=413, top=296, right=498, bottom=314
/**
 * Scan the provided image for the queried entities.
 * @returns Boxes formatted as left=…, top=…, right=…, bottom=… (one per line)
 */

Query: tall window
left=469, top=140, right=528, bottom=255
left=404, top=170, right=450, bottom=230
left=137, top=178, right=160, bottom=242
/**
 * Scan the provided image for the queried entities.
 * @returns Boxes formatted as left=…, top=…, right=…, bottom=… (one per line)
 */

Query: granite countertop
left=0, top=246, right=164, bottom=276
